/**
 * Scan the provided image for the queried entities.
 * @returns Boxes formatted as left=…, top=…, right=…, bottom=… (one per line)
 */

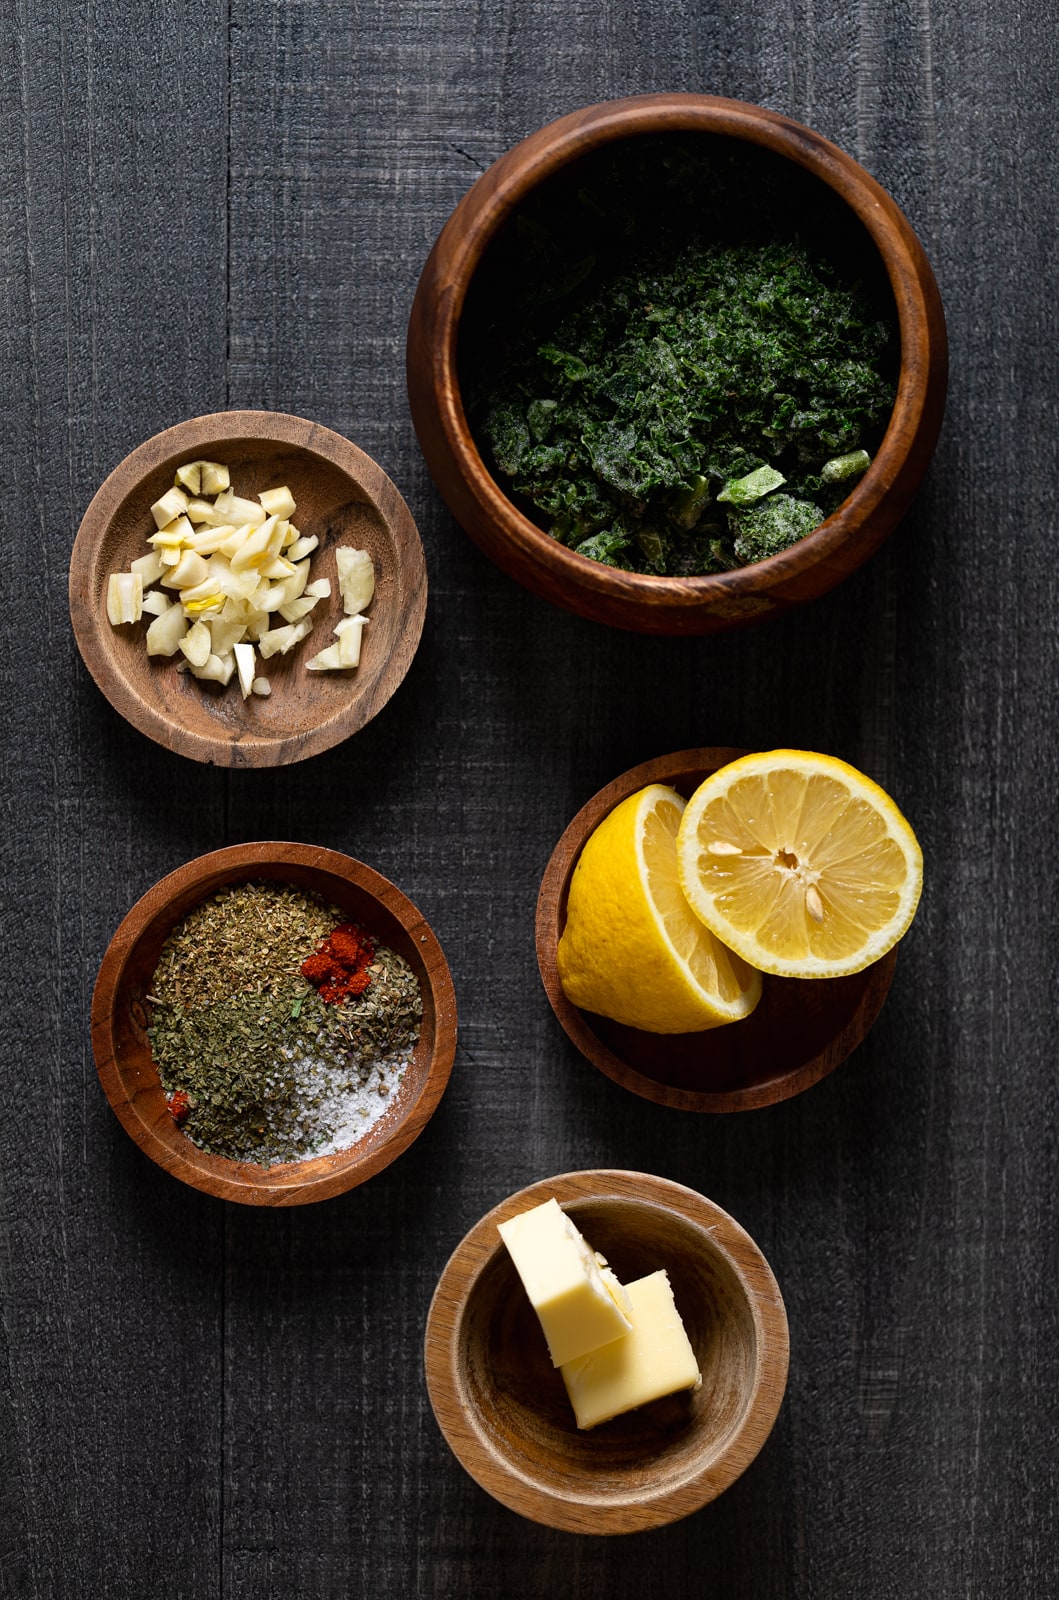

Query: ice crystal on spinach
left=474, top=238, right=893, bottom=575
left=731, top=494, right=824, bottom=565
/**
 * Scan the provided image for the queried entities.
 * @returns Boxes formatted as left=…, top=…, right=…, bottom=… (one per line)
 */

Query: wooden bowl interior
left=425, top=1171, right=789, bottom=1531
left=537, top=749, right=897, bottom=1111
left=458, top=1198, right=757, bottom=1488
left=408, top=95, right=947, bottom=635
left=460, top=132, right=898, bottom=499
left=95, top=847, right=455, bottom=1202
left=72, top=416, right=425, bottom=763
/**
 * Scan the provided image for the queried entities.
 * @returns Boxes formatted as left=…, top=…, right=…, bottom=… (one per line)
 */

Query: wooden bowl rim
left=91, top=841, right=457, bottom=1205
left=69, top=409, right=427, bottom=766
left=417, top=91, right=945, bottom=610
left=536, top=747, right=897, bottom=1111
left=424, top=1168, right=790, bottom=1533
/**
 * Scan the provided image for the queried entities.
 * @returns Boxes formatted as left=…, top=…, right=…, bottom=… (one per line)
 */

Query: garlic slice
left=258, top=485, right=296, bottom=519
left=335, top=547, right=374, bottom=614
left=107, top=572, right=143, bottom=625
left=233, top=641, right=256, bottom=700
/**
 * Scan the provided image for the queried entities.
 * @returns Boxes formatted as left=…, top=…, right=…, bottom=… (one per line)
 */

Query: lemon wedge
left=556, top=784, right=762, bottom=1033
left=676, top=751, right=923, bottom=978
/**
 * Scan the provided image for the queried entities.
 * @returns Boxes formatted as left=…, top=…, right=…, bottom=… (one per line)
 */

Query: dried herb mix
left=146, top=881, right=422, bottom=1166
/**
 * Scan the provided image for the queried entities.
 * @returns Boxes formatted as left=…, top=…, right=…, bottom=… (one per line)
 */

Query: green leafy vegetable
left=471, top=218, right=895, bottom=575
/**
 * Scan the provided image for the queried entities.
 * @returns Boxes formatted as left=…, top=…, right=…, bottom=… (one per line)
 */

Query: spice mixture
left=146, top=881, right=422, bottom=1166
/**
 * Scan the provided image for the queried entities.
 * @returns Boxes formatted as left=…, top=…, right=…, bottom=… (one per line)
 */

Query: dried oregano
left=147, top=881, right=422, bottom=1165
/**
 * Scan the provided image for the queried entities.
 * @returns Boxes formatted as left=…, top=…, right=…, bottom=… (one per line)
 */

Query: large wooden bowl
left=91, top=843, right=457, bottom=1205
left=70, top=411, right=427, bottom=764
left=536, top=750, right=898, bottom=1111
left=424, top=1170, right=789, bottom=1533
left=407, top=94, right=947, bottom=634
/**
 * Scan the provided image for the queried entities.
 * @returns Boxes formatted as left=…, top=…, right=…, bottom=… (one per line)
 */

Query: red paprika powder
left=301, top=922, right=376, bottom=1004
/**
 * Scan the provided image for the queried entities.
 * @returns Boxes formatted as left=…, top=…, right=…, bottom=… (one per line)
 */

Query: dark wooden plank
left=0, top=2, right=230, bottom=1596
left=3, top=0, right=1059, bottom=1594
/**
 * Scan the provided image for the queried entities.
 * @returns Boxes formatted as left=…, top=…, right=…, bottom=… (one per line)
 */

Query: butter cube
left=594, top=1252, right=634, bottom=1320
left=497, top=1198, right=633, bottom=1367
left=560, top=1270, right=701, bottom=1429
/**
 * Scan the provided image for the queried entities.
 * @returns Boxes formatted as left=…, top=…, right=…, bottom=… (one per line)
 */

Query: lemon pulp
left=676, top=751, right=923, bottom=978
left=556, top=784, right=761, bottom=1033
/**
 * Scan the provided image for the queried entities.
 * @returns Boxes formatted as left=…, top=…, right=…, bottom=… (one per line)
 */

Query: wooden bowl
left=91, top=842, right=457, bottom=1205
left=424, top=1170, right=789, bottom=1533
left=70, top=410, right=427, bottom=764
left=536, top=750, right=898, bottom=1111
left=407, top=93, right=947, bottom=635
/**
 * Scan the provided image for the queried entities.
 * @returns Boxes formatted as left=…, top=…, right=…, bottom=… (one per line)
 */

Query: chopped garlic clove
left=335, top=547, right=375, bottom=614
left=213, top=490, right=266, bottom=528
left=277, top=559, right=310, bottom=605
left=178, top=620, right=213, bottom=669
left=335, top=613, right=368, bottom=667
left=145, top=603, right=188, bottom=656
left=148, top=519, right=191, bottom=549
left=190, top=652, right=235, bottom=685
left=251, top=677, right=271, bottom=696
left=287, top=533, right=319, bottom=563
left=140, top=589, right=171, bottom=617
left=150, top=486, right=189, bottom=529
left=258, top=485, right=296, bottom=520
left=185, top=496, right=225, bottom=525
left=182, top=592, right=225, bottom=617
left=256, top=624, right=297, bottom=659
left=262, top=516, right=285, bottom=560
left=208, top=617, right=246, bottom=656
left=130, top=549, right=166, bottom=585
left=174, top=462, right=202, bottom=496
left=230, top=521, right=275, bottom=574
left=304, top=577, right=330, bottom=599
left=158, top=545, right=181, bottom=567
left=305, top=642, right=344, bottom=672
left=255, top=581, right=290, bottom=615
left=278, top=594, right=322, bottom=623
left=107, top=571, right=143, bottom=625
left=233, top=641, right=256, bottom=700
left=198, top=461, right=230, bottom=495
left=162, top=550, right=210, bottom=590
left=257, top=618, right=313, bottom=658
left=185, top=524, right=237, bottom=555
left=259, top=556, right=296, bottom=581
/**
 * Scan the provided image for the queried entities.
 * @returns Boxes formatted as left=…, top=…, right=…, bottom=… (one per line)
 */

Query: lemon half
left=676, top=751, right=923, bottom=978
left=556, top=783, right=762, bottom=1033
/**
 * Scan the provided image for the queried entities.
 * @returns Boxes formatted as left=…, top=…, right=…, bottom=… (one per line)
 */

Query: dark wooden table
left=4, top=4, right=1057, bottom=1595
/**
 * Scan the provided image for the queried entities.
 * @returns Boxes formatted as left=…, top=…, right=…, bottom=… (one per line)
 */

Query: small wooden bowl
left=536, top=750, right=898, bottom=1112
left=70, top=410, right=427, bottom=764
left=407, top=93, right=947, bottom=634
left=91, top=842, right=457, bottom=1205
left=424, top=1170, right=789, bottom=1533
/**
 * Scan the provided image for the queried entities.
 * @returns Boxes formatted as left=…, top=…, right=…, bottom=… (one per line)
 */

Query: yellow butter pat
left=560, top=1269, right=701, bottom=1429
left=497, top=1198, right=633, bottom=1367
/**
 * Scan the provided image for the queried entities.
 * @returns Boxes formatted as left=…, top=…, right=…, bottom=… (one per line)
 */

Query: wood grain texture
left=69, top=411, right=427, bottom=766
left=91, top=842, right=457, bottom=1204
left=3, top=0, right=1058, bottom=1594
left=424, top=1171, right=789, bottom=1533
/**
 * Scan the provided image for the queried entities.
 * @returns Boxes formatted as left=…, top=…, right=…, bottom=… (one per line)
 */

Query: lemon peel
left=556, top=784, right=762, bottom=1034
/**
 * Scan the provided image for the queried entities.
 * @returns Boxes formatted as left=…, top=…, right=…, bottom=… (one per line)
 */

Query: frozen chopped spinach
left=467, top=143, right=896, bottom=576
